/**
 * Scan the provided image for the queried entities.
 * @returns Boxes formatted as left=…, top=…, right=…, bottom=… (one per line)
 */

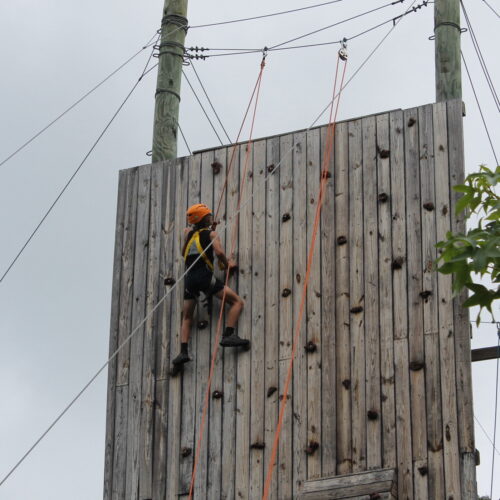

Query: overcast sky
left=0, top=1, right=499, bottom=499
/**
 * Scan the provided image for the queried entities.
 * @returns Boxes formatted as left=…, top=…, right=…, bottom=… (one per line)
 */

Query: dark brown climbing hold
left=181, top=447, right=192, bottom=458
left=445, top=424, right=451, bottom=441
left=164, top=277, right=176, bottom=286
left=370, top=494, right=381, bottom=500
left=442, top=205, right=448, bottom=215
left=408, top=117, right=416, bottom=127
left=420, top=290, right=432, bottom=300
left=392, top=257, right=404, bottom=270
left=282, top=288, right=291, bottom=298
left=418, top=465, right=428, bottom=476
left=197, top=320, right=209, bottom=330
left=211, top=161, right=222, bottom=174
left=250, top=441, right=265, bottom=450
left=279, top=394, right=291, bottom=401
left=367, top=410, right=379, bottom=420
left=212, top=390, right=223, bottom=400
left=342, top=379, right=351, bottom=389
left=337, top=235, right=347, bottom=245
left=350, top=306, right=363, bottom=314
left=423, top=202, right=435, bottom=211
left=321, top=170, right=332, bottom=179
left=267, top=164, right=275, bottom=173
left=304, top=341, right=317, bottom=353
left=475, top=448, right=480, bottom=465
left=304, top=441, right=319, bottom=456
left=377, top=146, right=390, bottom=159
left=378, top=192, right=389, bottom=203
left=282, top=213, right=291, bottom=222
left=267, top=386, right=277, bottom=398
left=409, top=360, right=425, bottom=371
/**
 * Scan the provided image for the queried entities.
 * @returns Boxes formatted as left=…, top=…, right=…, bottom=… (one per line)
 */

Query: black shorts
left=184, top=265, right=224, bottom=300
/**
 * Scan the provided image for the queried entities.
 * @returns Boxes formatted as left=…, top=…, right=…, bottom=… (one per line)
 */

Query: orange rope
left=261, top=54, right=347, bottom=500
left=213, top=58, right=267, bottom=225
left=188, top=56, right=267, bottom=499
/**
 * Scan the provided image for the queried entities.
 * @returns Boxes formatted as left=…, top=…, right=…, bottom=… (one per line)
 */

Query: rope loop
left=161, top=13, right=188, bottom=32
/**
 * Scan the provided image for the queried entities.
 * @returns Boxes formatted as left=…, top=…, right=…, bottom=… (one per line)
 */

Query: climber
left=172, top=203, right=250, bottom=367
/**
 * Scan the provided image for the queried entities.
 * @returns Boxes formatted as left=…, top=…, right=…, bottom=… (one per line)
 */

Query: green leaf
left=455, top=193, right=473, bottom=215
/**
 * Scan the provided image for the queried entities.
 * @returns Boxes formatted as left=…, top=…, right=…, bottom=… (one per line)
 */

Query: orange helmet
left=186, top=203, right=212, bottom=225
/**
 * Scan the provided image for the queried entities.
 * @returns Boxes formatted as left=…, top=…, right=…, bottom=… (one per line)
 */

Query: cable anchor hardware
left=338, top=38, right=348, bottom=61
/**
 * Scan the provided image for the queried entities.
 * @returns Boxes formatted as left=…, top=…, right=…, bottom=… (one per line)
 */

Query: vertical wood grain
left=348, top=119, right=366, bottom=473
left=334, top=121, right=352, bottom=476
left=390, top=110, right=413, bottom=499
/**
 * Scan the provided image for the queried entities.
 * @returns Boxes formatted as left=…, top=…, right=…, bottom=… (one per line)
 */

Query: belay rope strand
left=213, top=50, right=268, bottom=226
left=188, top=52, right=267, bottom=499
left=262, top=48, right=348, bottom=500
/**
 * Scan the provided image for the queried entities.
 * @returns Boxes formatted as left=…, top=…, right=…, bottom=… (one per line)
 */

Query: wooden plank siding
left=104, top=100, right=476, bottom=499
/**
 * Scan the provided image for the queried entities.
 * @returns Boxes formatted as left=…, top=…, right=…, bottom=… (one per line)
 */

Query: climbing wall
left=103, top=100, right=477, bottom=500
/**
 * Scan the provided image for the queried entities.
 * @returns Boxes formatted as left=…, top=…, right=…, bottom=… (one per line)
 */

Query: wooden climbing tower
left=103, top=99, right=477, bottom=499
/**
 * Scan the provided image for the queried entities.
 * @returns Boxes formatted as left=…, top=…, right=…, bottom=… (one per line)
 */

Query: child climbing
left=172, top=203, right=250, bottom=368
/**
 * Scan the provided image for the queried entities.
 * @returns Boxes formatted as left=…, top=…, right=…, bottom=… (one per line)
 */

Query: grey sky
left=0, top=1, right=498, bottom=498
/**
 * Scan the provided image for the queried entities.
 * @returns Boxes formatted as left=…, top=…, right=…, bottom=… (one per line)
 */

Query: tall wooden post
left=435, top=0, right=462, bottom=101
left=152, top=0, right=189, bottom=163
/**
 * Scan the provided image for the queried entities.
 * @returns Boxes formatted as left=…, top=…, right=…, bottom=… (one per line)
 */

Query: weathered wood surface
left=292, top=130, right=308, bottom=497
left=103, top=171, right=127, bottom=500
left=298, top=468, right=397, bottom=499
left=433, top=101, right=461, bottom=499
left=376, top=113, right=396, bottom=471
left=264, top=136, right=280, bottom=500
left=320, top=124, right=336, bottom=478
left=104, top=101, right=475, bottom=499
left=334, top=121, right=352, bottom=477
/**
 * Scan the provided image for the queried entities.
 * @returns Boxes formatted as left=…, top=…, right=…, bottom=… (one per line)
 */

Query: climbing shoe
left=172, top=351, right=191, bottom=366
left=220, top=333, right=250, bottom=348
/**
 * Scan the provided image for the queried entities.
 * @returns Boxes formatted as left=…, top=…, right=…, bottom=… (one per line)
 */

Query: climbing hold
left=197, top=320, right=209, bottom=330
left=350, top=306, right=363, bottom=314
left=423, top=202, right=435, bottom=211
left=378, top=193, right=389, bottom=203
left=267, top=164, right=276, bottom=173
left=342, top=379, right=351, bottom=389
left=418, top=465, right=428, bottom=476
left=367, top=410, right=379, bottom=420
left=282, top=213, right=291, bottom=223
left=420, top=290, right=432, bottom=300
left=211, top=161, right=222, bottom=175
left=378, top=148, right=390, bottom=159
left=304, top=441, right=319, bottom=456
left=409, top=360, right=425, bottom=371
left=391, top=257, right=404, bottom=270
left=304, top=341, right=317, bottom=353
left=212, top=390, right=223, bottom=400
left=267, top=386, right=277, bottom=398
left=408, top=117, right=416, bottom=127
left=181, top=447, right=192, bottom=458
left=282, top=288, right=291, bottom=298
left=250, top=441, right=266, bottom=450
left=337, top=235, right=347, bottom=245
left=321, top=170, right=332, bottom=179
left=164, top=277, right=176, bottom=286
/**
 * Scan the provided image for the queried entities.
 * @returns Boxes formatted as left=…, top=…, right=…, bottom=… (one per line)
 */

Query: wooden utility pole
left=435, top=0, right=462, bottom=101
left=152, top=0, right=189, bottom=163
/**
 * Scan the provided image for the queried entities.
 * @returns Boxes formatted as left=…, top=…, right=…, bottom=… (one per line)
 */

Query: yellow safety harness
left=183, top=228, right=214, bottom=271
